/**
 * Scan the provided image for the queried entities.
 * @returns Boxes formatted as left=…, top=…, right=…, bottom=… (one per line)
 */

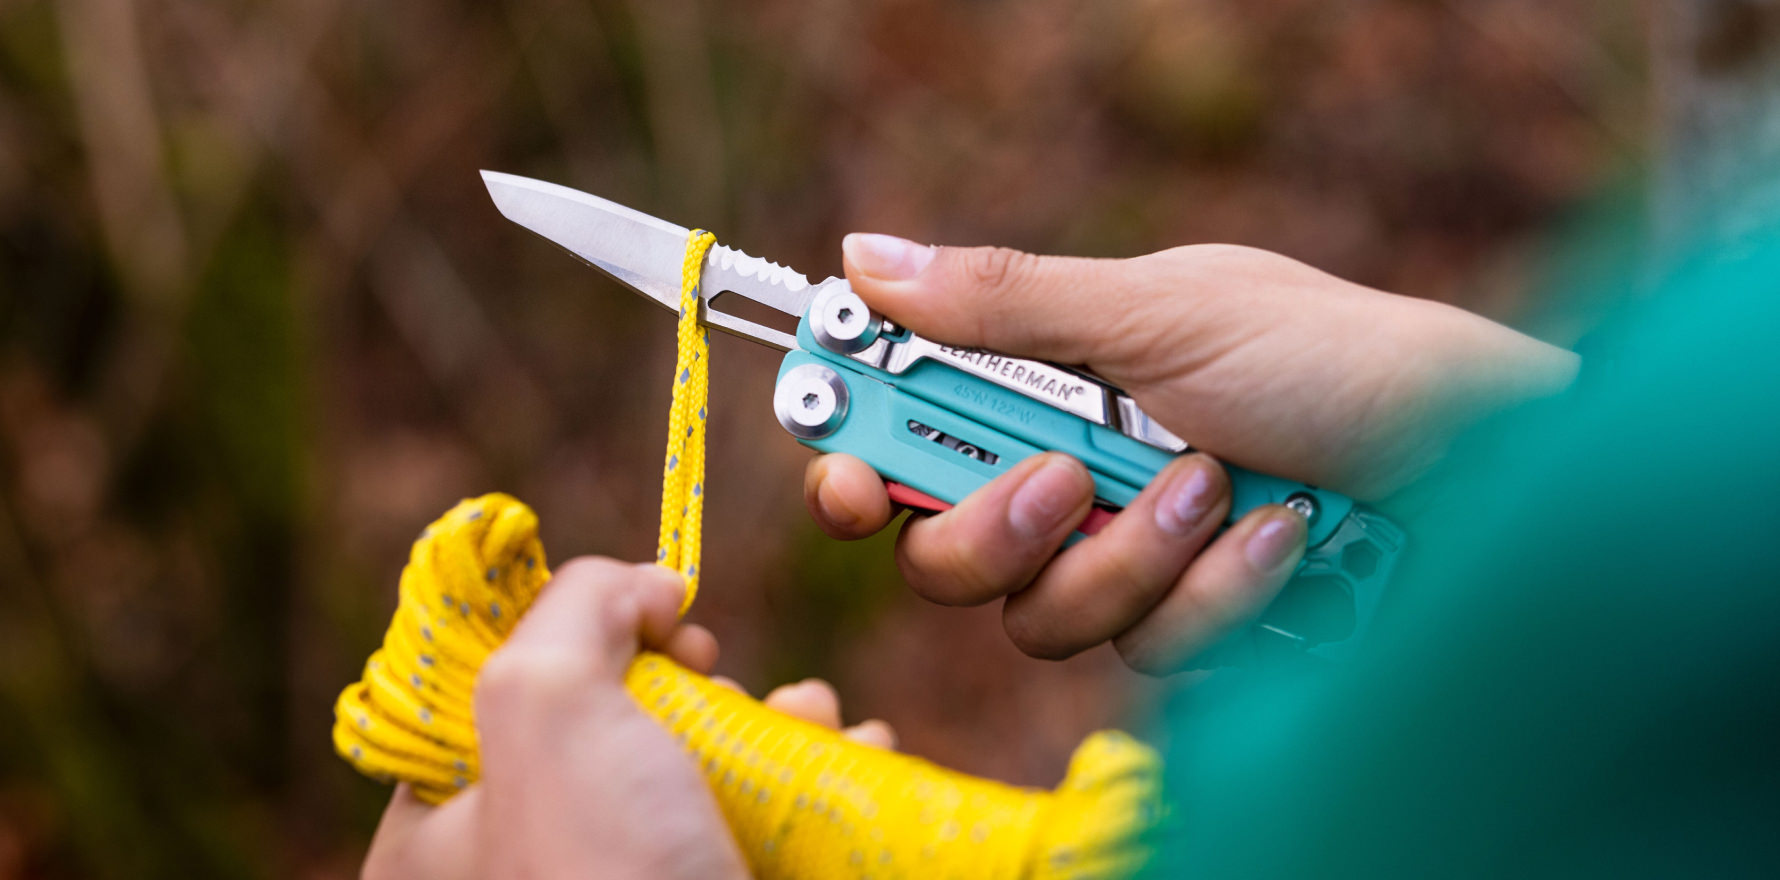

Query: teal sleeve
left=1144, top=228, right=1780, bottom=877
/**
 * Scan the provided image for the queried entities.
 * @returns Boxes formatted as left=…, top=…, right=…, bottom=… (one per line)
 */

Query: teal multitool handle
left=772, top=282, right=1403, bottom=664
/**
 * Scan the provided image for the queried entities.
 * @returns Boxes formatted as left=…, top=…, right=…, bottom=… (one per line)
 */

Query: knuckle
left=1002, top=603, right=1081, bottom=661
left=895, top=521, right=1007, bottom=606
left=1161, top=242, right=1265, bottom=269
left=1112, top=630, right=1177, bottom=676
left=550, top=555, right=626, bottom=587
left=961, top=246, right=1036, bottom=293
left=1077, top=527, right=1184, bottom=610
left=596, top=589, right=643, bottom=638
left=1094, top=547, right=1159, bottom=600
left=476, top=644, right=595, bottom=712
left=542, top=557, right=648, bottom=624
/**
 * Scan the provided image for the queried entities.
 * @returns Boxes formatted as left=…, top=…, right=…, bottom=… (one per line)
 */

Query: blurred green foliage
left=0, top=0, right=1646, bottom=876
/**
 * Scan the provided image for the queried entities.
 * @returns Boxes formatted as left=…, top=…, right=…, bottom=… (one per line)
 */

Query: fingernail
left=1154, top=460, right=1222, bottom=537
left=1244, top=514, right=1307, bottom=573
left=1008, top=457, right=1088, bottom=538
left=843, top=233, right=935, bottom=281
left=816, top=478, right=861, bottom=529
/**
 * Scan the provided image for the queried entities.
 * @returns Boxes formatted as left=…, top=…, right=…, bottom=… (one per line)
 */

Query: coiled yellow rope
left=333, top=231, right=1164, bottom=878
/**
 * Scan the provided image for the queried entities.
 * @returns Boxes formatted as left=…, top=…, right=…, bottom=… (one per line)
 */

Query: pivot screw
left=774, top=364, right=850, bottom=439
left=808, top=282, right=881, bottom=354
left=1284, top=492, right=1320, bottom=524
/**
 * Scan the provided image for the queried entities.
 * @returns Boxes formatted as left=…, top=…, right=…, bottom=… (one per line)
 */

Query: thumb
left=840, top=233, right=1157, bottom=365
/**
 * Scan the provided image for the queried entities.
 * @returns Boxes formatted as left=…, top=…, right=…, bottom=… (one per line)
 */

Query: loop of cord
left=657, top=229, right=717, bottom=608
left=330, top=231, right=1165, bottom=878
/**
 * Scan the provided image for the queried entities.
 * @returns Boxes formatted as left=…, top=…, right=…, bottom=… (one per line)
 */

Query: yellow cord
left=332, top=232, right=1165, bottom=879
left=657, top=229, right=716, bottom=609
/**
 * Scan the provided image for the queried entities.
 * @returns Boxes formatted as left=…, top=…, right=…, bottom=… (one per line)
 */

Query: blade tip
left=479, top=170, right=526, bottom=215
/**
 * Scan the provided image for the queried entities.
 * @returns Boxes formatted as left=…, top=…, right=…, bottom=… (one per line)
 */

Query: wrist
left=1348, top=300, right=1578, bottom=500
left=1428, top=301, right=1579, bottom=414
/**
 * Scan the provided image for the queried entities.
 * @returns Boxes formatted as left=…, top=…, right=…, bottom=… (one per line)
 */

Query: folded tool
left=481, top=170, right=1403, bottom=664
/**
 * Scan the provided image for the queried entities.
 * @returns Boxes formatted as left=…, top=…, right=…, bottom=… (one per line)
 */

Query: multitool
left=481, top=171, right=1403, bottom=664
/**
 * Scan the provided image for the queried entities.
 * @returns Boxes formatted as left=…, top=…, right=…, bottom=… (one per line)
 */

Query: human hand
left=806, top=237, right=1578, bottom=673
left=360, top=556, right=895, bottom=880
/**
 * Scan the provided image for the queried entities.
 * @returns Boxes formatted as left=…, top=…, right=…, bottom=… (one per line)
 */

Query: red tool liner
left=885, top=481, right=1116, bottom=536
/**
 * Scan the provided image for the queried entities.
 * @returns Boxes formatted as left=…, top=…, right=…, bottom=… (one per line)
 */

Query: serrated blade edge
left=701, top=244, right=817, bottom=316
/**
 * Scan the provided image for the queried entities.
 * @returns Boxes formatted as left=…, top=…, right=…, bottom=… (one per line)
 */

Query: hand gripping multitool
left=481, top=171, right=1404, bottom=664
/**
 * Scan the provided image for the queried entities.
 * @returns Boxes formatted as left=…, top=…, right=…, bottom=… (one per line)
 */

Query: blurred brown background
left=1, top=0, right=1649, bottom=876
